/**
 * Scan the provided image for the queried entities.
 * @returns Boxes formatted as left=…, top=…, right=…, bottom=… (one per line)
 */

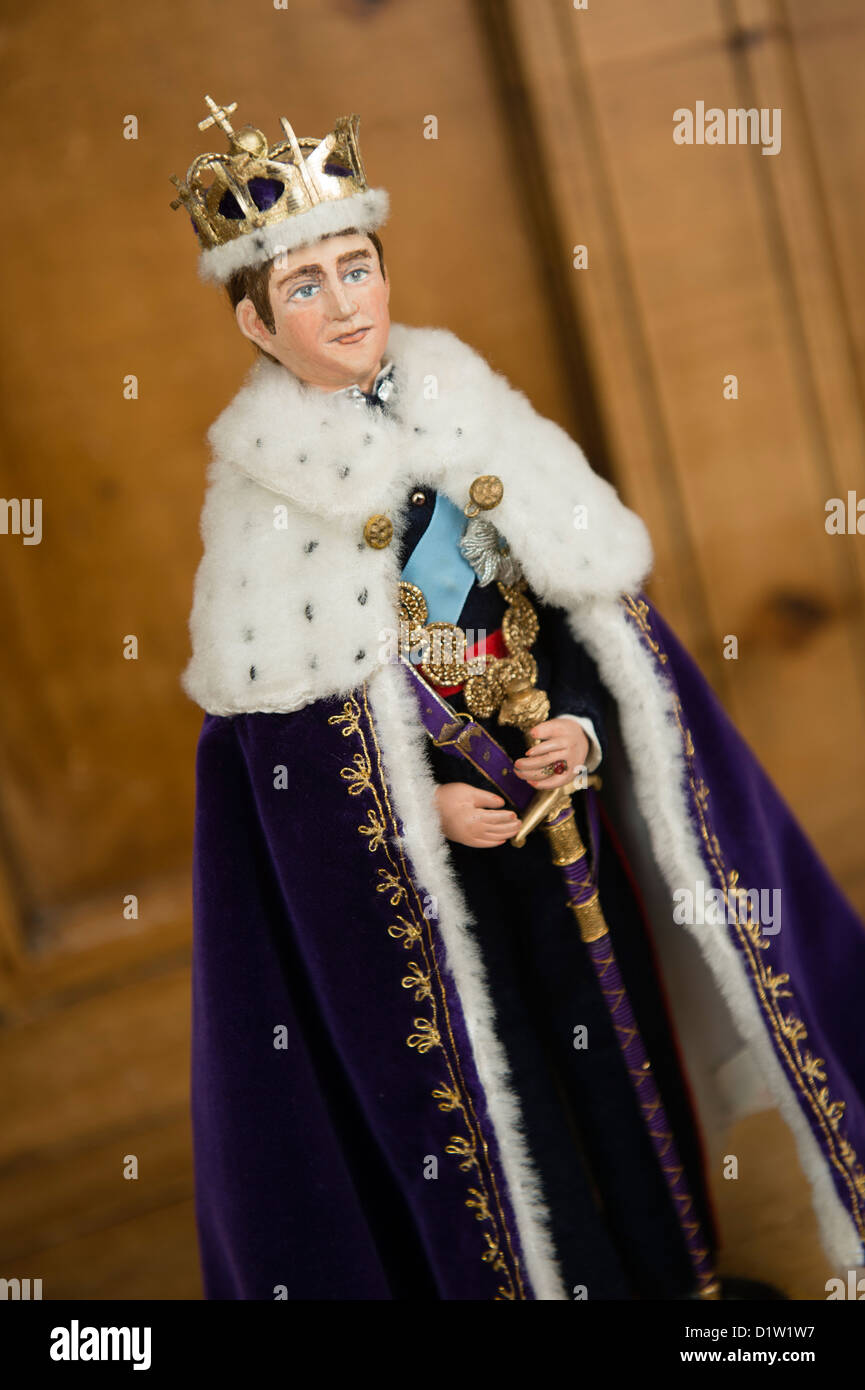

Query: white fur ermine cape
left=182, top=323, right=651, bottom=715
left=182, top=323, right=864, bottom=1293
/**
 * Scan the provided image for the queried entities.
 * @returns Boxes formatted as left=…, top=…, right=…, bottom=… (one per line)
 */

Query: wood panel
left=508, top=0, right=865, bottom=909
left=0, top=964, right=198, bottom=1298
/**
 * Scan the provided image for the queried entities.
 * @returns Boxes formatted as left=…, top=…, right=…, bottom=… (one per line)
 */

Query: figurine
left=171, top=98, right=865, bottom=1301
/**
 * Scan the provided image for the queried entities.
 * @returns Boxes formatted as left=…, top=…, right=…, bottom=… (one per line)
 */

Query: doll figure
left=172, top=98, right=865, bottom=1301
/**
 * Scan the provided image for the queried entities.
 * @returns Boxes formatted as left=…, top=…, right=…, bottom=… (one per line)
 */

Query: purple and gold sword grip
left=509, top=773, right=603, bottom=848
left=510, top=783, right=575, bottom=847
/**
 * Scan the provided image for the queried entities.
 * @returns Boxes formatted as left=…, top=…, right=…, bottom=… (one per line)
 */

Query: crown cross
left=197, top=95, right=238, bottom=137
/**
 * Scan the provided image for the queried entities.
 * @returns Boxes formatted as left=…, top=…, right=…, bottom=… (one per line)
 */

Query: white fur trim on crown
left=197, top=187, right=390, bottom=285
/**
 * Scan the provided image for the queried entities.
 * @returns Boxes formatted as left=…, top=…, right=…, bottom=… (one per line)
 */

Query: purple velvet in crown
left=189, top=165, right=356, bottom=239
left=217, top=176, right=285, bottom=221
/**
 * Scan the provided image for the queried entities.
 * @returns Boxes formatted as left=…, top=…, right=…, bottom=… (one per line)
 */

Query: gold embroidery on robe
left=327, top=690, right=527, bottom=1299
left=621, top=595, right=865, bottom=1236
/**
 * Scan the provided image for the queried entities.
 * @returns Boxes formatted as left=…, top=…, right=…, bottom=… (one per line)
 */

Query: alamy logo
left=0, top=497, right=41, bottom=545
left=0, top=1277, right=42, bottom=1299
left=673, top=101, right=781, bottom=156
left=825, top=1270, right=865, bottom=1299
left=49, top=1320, right=152, bottom=1371
left=673, top=879, right=780, bottom=934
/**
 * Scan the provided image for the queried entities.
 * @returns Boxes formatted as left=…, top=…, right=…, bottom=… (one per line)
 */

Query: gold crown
left=170, top=96, right=389, bottom=285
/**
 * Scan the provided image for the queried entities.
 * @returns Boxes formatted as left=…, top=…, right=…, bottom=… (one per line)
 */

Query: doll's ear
left=235, top=297, right=269, bottom=351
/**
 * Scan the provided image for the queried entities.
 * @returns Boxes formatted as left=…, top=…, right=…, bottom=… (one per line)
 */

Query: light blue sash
left=400, top=493, right=476, bottom=624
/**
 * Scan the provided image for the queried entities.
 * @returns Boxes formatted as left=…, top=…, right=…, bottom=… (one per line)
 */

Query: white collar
left=335, top=356, right=395, bottom=405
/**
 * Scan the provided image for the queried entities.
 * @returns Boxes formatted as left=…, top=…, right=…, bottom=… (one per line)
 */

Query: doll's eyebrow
left=273, top=248, right=373, bottom=291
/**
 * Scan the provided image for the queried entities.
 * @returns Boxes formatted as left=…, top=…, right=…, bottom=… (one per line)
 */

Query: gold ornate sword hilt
left=497, top=673, right=600, bottom=851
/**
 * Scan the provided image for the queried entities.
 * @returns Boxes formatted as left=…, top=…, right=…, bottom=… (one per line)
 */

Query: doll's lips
left=332, top=326, right=371, bottom=344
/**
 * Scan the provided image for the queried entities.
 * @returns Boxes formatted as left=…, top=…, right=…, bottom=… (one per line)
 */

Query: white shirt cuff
left=555, top=713, right=602, bottom=772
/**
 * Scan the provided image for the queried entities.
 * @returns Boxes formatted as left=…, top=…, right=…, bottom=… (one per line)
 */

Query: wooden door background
left=0, top=0, right=862, bottom=1299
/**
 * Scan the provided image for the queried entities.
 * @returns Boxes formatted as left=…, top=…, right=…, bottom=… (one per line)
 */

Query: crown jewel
left=170, top=96, right=389, bottom=285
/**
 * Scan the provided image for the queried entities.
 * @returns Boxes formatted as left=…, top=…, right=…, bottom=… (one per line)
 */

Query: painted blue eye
left=291, top=283, right=319, bottom=300
left=344, top=267, right=369, bottom=282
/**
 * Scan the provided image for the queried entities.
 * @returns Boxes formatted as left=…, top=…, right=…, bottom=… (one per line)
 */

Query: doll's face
left=234, top=232, right=390, bottom=392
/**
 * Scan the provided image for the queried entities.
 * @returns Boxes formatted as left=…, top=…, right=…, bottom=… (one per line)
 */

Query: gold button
left=465, top=474, right=504, bottom=517
left=410, top=490, right=426, bottom=506
left=363, top=514, right=393, bottom=549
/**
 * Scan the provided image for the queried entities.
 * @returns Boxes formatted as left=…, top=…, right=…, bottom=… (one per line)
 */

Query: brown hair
left=225, top=228, right=386, bottom=364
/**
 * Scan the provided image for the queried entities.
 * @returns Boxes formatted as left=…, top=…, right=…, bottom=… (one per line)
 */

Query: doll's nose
left=329, top=282, right=358, bottom=317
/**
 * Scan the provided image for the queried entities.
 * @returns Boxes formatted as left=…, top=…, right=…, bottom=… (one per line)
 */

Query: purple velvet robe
left=189, top=592, right=865, bottom=1299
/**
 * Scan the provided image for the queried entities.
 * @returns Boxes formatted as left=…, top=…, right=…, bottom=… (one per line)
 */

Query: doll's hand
left=513, top=718, right=590, bottom=790
left=434, top=783, right=520, bottom=848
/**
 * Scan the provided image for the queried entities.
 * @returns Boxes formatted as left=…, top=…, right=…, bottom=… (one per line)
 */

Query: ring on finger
left=536, top=760, right=568, bottom=777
